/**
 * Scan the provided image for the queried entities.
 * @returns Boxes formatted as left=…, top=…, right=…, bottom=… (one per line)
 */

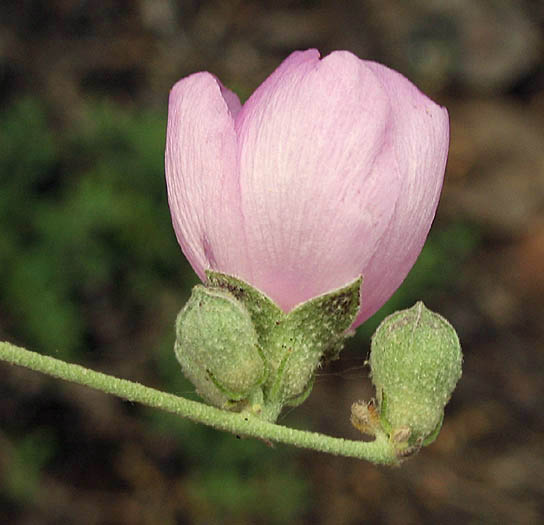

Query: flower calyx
left=175, top=271, right=362, bottom=422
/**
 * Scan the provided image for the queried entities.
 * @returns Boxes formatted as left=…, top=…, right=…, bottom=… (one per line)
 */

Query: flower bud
left=175, top=285, right=267, bottom=409
left=166, top=49, right=449, bottom=331
left=369, top=302, right=462, bottom=447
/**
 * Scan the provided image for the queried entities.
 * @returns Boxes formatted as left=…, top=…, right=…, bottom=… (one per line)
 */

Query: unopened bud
left=369, top=302, right=462, bottom=446
left=175, top=285, right=267, bottom=409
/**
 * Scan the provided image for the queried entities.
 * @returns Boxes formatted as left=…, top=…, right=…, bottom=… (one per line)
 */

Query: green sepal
left=287, top=275, right=361, bottom=360
left=206, top=270, right=284, bottom=350
left=265, top=276, right=362, bottom=403
left=377, top=390, right=393, bottom=436
left=284, top=376, right=314, bottom=408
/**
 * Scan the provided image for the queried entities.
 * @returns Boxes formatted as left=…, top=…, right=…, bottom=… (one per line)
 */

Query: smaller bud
left=369, top=302, right=462, bottom=448
left=175, top=285, right=267, bottom=410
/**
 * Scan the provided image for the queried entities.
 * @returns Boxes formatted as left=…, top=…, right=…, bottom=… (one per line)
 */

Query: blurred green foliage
left=0, top=98, right=310, bottom=523
left=148, top=410, right=310, bottom=523
left=0, top=99, right=189, bottom=358
left=3, top=428, right=56, bottom=504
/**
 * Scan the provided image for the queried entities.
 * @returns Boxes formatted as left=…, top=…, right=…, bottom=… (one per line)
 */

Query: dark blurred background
left=1, top=1, right=543, bottom=524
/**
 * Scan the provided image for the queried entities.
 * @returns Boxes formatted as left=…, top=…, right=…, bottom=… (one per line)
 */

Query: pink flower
left=165, top=49, right=449, bottom=328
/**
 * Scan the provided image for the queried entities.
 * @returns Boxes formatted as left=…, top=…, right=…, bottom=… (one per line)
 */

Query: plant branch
left=0, top=341, right=397, bottom=465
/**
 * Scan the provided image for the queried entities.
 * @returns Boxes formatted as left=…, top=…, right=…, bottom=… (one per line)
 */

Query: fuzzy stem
left=0, top=341, right=397, bottom=465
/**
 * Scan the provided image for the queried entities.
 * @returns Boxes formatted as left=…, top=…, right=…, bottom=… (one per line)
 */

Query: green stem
left=0, top=341, right=397, bottom=465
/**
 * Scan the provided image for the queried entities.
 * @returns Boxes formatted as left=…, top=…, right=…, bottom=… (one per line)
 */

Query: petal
left=165, top=72, right=248, bottom=282
left=235, top=50, right=404, bottom=312
left=217, top=78, right=242, bottom=119
left=352, top=62, right=449, bottom=326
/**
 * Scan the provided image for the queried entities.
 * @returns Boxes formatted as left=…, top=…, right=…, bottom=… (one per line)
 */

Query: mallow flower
left=165, top=49, right=449, bottom=328
left=0, top=49, right=457, bottom=465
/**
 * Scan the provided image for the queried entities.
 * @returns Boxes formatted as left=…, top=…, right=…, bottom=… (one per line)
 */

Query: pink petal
left=165, top=73, right=248, bottom=282
left=234, top=51, right=405, bottom=312
left=352, top=62, right=449, bottom=326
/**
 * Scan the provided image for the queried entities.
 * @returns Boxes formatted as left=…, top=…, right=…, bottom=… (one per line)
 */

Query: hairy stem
left=0, top=341, right=397, bottom=465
